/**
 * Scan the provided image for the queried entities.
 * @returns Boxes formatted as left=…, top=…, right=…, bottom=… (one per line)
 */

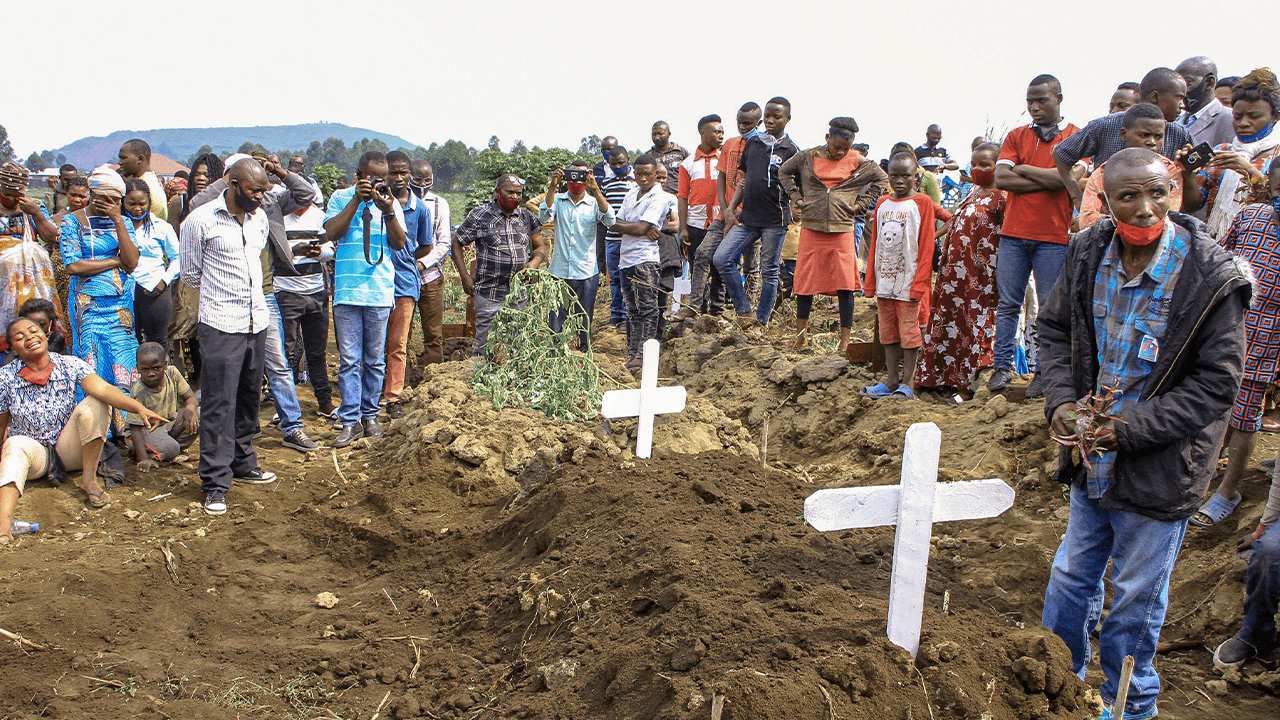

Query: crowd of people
left=0, top=54, right=1277, bottom=720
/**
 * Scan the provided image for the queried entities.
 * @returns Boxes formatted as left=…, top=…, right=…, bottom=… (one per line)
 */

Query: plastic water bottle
left=11, top=520, right=39, bottom=535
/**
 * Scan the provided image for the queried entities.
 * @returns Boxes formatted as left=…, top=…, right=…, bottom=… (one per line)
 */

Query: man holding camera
left=452, top=174, right=545, bottom=356
left=323, top=151, right=407, bottom=448
left=541, top=161, right=615, bottom=350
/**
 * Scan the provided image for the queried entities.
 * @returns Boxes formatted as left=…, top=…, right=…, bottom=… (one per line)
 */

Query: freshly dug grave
left=1, top=299, right=1277, bottom=719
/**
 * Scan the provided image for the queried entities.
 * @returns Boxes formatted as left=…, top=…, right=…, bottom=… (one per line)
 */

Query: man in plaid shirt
left=451, top=174, right=546, bottom=356
left=1037, top=148, right=1250, bottom=720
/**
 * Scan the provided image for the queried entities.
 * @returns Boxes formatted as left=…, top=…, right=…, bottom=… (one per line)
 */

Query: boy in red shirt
left=862, top=153, right=936, bottom=400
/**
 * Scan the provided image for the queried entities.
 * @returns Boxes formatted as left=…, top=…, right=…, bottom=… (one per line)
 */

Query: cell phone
left=1179, top=142, right=1214, bottom=171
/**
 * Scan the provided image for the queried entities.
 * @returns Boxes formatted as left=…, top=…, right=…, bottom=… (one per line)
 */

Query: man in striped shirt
left=323, top=152, right=408, bottom=448
left=178, top=159, right=276, bottom=516
left=599, top=147, right=636, bottom=328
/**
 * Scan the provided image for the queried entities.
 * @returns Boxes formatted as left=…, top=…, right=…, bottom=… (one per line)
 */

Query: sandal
left=1189, top=492, right=1242, bottom=527
left=82, top=486, right=111, bottom=509
left=891, top=384, right=917, bottom=400
left=1262, top=417, right=1280, bottom=433
left=0, top=533, right=11, bottom=548
left=861, top=382, right=894, bottom=398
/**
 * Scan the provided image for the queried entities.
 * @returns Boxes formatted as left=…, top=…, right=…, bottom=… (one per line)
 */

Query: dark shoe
left=334, top=423, right=363, bottom=448
left=1214, top=634, right=1259, bottom=669
left=234, top=468, right=277, bottom=485
left=295, top=370, right=309, bottom=386
left=251, top=429, right=263, bottom=440
left=204, top=491, right=227, bottom=516
left=317, top=404, right=338, bottom=420
left=331, top=416, right=344, bottom=431
left=281, top=428, right=319, bottom=453
left=1025, top=374, right=1046, bottom=399
left=363, top=418, right=385, bottom=439
left=269, top=412, right=281, bottom=426
left=386, top=401, right=404, bottom=420
left=987, top=368, right=1013, bottom=392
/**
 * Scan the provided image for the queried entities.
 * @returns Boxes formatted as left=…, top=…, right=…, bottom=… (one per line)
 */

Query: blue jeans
left=333, top=304, right=391, bottom=424
left=550, top=275, right=599, bottom=351
left=604, top=241, right=630, bottom=325
left=263, top=294, right=303, bottom=433
left=1241, top=519, right=1280, bottom=649
left=994, top=236, right=1067, bottom=370
left=714, top=224, right=786, bottom=323
left=1043, top=486, right=1188, bottom=719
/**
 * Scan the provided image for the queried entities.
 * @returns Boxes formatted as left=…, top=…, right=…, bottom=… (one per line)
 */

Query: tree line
left=1, top=123, right=613, bottom=215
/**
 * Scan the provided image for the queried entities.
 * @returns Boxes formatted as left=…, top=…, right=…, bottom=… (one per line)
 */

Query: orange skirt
left=793, top=228, right=861, bottom=295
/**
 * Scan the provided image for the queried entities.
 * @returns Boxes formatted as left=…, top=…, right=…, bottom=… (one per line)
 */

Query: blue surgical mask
left=601, top=149, right=611, bottom=162
left=613, top=163, right=631, bottom=178
left=1238, top=118, right=1278, bottom=144
left=1271, top=195, right=1280, bottom=217
left=124, top=209, right=148, bottom=222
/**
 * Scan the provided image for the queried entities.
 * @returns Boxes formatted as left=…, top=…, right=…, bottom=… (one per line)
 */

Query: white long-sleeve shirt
left=416, top=192, right=452, bottom=284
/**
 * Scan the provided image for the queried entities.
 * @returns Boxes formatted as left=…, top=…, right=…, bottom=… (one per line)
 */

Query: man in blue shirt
left=323, top=151, right=407, bottom=447
left=1038, top=148, right=1250, bottom=720
left=540, top=161, right=615, bottom=351
left=381, top=151, right=432, bottom=421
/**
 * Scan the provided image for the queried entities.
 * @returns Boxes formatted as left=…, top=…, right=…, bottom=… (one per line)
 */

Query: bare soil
left=1, top=296, right=1277, bottom=720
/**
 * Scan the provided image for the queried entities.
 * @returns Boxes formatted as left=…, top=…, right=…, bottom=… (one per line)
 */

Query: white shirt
left=617, top=185, right=674, bottom=269
left=180, top=191, right=270, bottom=334
left=275, top=206, right=333, bottom=295
left=416, top=191, right=453, bottom=284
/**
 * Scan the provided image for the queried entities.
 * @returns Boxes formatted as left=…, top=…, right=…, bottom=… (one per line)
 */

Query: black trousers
left=196, top=323, right=266, bottom=494
left=134, top=284, right=174, bottom=354
left=275, top=289, right=333, bottom=407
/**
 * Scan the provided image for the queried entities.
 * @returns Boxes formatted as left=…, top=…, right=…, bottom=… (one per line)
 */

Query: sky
left=6, top=0, right=1276, bottom=163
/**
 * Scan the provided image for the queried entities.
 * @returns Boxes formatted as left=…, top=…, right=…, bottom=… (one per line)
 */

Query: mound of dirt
left=2, top=297, right=1278, bottom=719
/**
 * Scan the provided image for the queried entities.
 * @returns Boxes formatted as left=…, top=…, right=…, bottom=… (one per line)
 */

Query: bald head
left=1176, top=56, right=1219, bottom=113
left=1103, top=147, right=1168, bottom=194
left=228, top=158, right=269, bottom=184
left=226, top=159, right=271, bottom=214
left=1103, top=147, right=1174, bottom=230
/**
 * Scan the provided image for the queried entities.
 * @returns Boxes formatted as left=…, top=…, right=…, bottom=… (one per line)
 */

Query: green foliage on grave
left=471, top=268, right=602, bottom=422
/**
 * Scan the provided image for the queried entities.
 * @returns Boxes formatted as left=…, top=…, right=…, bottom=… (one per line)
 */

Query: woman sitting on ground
left=0, top=317, right=164, bottom=546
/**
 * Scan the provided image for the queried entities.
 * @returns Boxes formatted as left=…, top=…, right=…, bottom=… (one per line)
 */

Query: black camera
left=370, top=180, right=391, bottom=197
left=564, top=167, right=588, bottom=183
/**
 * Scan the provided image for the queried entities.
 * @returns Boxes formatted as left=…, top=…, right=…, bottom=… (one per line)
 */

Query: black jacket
left=1038, top=213, right=1251, bottom=521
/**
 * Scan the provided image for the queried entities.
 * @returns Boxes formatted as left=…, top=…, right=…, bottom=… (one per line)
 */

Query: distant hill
left=52, top=123, right=420, bottom=168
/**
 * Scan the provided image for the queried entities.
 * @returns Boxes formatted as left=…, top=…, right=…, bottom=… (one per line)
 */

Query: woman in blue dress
left=58, top=166, right=140, bottom=431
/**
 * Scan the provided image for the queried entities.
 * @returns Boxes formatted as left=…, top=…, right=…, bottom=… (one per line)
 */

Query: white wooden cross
left=804, top=422, right=1015, bottom=658
left=601, top=339, right=687, bottom=459
left=670, top=277, right=691, bottom=314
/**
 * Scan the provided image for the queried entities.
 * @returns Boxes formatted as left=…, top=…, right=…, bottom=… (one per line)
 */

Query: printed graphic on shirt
left=873, top=200, right=922, bottom=301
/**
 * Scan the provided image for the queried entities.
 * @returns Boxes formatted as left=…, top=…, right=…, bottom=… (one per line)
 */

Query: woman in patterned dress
left=59, top=166, right=140, bottom=432
left=0, top=317, right=164, bottom=544
left=917, top=143, right=1007, bottom=396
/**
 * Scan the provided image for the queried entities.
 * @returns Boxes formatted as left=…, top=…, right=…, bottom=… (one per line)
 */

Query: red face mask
left=969, top=168, right=996, bottom=186
left=496, top=195, right=520, bottom=212
left=1114, top=217, right=1165, bottom=246
left=566, top=182, right=587, bottom=195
